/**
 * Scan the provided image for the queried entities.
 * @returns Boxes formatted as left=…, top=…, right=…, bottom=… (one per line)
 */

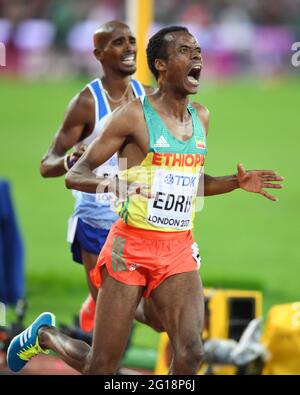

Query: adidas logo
left=154, top=135, right=170, bottom=148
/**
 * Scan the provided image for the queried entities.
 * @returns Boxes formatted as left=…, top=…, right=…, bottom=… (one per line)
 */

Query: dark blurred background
left=1, top=0, right=299, bottom=79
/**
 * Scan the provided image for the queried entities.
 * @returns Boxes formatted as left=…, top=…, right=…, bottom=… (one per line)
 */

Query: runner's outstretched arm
left=202, top=164, right=284, bottom=201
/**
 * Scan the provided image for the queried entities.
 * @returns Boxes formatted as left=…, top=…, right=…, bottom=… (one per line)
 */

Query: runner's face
left=102, top=27, right=137, bottom=75
left=164, top=32, right=202, bottom=94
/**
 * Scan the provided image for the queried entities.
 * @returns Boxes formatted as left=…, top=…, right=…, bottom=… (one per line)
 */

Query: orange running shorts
left=90, top=219, right=201, bottom=297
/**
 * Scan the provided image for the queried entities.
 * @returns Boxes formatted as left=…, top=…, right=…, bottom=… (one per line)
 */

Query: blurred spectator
left=252, top=26, right=295, bottom=76
left=87, top=0, right=123, bottom=22
left=213, top=5, right=255, bottom=76
left=46, top=1, right=77, bottom=49
left=66, top=0, right=123, bottom=76
left=13, top=19, right=55, bottom=78
left=154, top=0, right=182, bottom=24
left=0, top=0, right=299, bottom=79
left=67, top=19, right=100, bottom=76
left=14, top=19, right=55, bottom=51
left=180, top=2, right=212, bottom=28
left=0, top=17, right=12, bottom=44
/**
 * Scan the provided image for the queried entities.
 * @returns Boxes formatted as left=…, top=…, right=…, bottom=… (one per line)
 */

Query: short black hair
left=146, top=26, right=189, bottom=80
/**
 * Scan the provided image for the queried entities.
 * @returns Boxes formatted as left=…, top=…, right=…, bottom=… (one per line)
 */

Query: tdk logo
left=164, top=174, right=196, bottom=187
left=164, top=174, right=174, bottom=184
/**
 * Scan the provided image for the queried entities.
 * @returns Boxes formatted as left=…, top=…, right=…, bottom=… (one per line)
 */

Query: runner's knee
left=174, top=337, right=204, bottom=368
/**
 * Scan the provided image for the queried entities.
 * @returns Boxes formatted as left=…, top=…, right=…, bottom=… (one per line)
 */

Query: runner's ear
left=154, top=59, right=167, bottom=74
left=94, top=48, right=104, bottom=61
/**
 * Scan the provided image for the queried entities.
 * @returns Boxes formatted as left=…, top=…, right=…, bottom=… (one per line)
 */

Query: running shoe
left=79, top=294, right=95, bottom=333
left=7, top=312, right=56, bottom=372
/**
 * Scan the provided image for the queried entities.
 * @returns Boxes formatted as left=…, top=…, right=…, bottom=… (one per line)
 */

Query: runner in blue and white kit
left=40, top=20, right=153, bottom=331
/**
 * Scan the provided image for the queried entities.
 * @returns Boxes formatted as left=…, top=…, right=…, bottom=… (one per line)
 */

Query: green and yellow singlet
left=117, top=96, right=208, bottom=232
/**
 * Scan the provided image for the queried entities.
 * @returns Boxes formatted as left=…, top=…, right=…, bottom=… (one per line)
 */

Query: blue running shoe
left=7, top=312, right=56, bottom=372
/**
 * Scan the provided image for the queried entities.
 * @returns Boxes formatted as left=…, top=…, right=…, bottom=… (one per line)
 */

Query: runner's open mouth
left=187, top=66, right=201, bottom=85
left=121, top=54, right=136, bottom=66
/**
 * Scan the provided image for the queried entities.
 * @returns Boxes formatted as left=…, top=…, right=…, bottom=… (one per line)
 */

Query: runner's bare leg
left=150, top=271, right=205, bottom=375
left=81, top=249, right=98, bottom=301
left=39, top=266, right=144, bottom=374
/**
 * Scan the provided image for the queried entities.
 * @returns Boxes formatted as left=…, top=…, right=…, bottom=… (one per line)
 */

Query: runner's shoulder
left=191, top=102, right=210, bottom=136
left=72, top=86, right=94, bottom=110
left=191, top=101, right=210, bottom=119
left=63, top=86, right=93, bottom=114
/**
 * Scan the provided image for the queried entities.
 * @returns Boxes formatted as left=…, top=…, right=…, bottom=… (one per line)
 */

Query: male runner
left=8, top=26, right=283, bottom=374
left=40, top=20, right=152, bottom=332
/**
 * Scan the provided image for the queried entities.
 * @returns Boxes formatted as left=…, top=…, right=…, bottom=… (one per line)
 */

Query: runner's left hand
left=237, top=163, right=284, bottom=201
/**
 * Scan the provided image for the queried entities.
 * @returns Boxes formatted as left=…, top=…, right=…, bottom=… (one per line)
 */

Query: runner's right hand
left=68, top=145, right=87, bottom=168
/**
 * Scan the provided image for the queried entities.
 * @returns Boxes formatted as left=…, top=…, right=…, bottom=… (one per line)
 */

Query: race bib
left=147, top=169, right=199, bottom=229
left=95, top=154, right=118, bottom=178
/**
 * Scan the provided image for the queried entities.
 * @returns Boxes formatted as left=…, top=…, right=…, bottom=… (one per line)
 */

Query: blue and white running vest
left=72, top=79, right=145, bottom=230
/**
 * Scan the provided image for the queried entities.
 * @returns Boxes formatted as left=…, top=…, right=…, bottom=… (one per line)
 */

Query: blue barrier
left=0, top=180, right=24, bottom=305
